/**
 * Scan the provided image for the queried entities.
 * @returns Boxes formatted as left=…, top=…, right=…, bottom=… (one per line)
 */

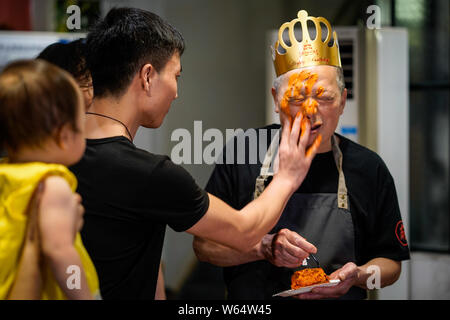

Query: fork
left=310, top=253, right=320, bottom=268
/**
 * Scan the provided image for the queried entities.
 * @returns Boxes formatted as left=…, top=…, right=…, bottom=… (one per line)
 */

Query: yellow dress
left=0, top=161, right=100, bottom=299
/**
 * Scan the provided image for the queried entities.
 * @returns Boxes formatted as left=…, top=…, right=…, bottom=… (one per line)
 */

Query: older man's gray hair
left=272, top=66, right=345, bottom=95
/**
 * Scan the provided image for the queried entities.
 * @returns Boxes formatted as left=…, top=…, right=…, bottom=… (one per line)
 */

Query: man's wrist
left=253, top=241, right=264, bottom=261
left=355, top=266, right=370, bottom=289
left=259, top=234, right=275, bottom=262
left=272, top=174, right=297, bottom=195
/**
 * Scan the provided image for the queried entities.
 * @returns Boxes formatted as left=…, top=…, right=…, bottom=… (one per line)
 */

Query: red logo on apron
left=395, top=221, right=408, bottom=246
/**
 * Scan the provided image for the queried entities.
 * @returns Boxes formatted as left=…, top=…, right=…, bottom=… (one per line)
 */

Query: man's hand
left=259, top=229, right=317, bottom=268
left=294, top=262, right=360, bottom=300
left=276, top=113, right=321, bottom=193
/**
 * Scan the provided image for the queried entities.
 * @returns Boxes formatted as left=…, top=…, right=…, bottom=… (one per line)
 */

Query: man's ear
left=339, top=88, right=347, bottom=115
left=271, top=87, right=280, bottom=113
left=140, top=63, right=156, bottom=94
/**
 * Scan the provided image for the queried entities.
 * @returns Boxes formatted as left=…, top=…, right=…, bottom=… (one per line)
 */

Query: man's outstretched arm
left=187, top=114, right=321, bottom=253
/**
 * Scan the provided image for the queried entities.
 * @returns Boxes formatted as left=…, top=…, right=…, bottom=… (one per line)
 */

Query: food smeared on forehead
left=279, top=70, right=325, bottom=121
left=316, top=86, right=324, bottom=97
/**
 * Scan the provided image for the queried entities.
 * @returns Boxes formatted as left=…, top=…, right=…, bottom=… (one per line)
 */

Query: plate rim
left=273, top=279, right=341, bottom=297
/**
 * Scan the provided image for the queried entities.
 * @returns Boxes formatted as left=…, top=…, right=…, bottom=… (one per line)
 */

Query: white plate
left=272, top=279, right=341, bottom=297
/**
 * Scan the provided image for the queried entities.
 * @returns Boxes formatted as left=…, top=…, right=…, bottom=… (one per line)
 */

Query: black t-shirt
left=206, top=124, right=410, bottom=298
left=70, top=136, right=209, bottom=299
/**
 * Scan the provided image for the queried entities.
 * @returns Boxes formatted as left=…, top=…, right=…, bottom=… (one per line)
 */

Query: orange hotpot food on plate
left=291, top=268, right=330, bottom=289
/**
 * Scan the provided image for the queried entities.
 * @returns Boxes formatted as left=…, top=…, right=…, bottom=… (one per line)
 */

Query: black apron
left=251, top=132, right=366, bottom=300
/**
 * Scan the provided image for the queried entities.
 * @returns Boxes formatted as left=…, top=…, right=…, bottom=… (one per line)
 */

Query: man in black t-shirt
left=193, top=10, right=410, bottom=300
left=70, top=8, right=320, bottom=299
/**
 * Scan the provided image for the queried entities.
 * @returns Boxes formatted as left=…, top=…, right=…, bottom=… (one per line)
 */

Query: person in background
left=193, top=10, right=410, bottom=300
left=37, top=39, right=93, bottom=110
left=0, top=59, right=100, bottom=299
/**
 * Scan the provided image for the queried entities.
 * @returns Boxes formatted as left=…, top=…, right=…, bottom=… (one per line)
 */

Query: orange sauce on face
left=280, top=71, right=322, bottom=120
left=303, top=98, right=318, bottom=116
left=316, top=86, right=324, bottom=97
left=304, top=73, right=318, bottom=96
left=279, top=71, right=323, bottom=152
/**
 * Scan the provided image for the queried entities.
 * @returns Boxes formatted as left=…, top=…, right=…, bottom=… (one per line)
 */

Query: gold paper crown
left=272, top=10, right=341, bottom=77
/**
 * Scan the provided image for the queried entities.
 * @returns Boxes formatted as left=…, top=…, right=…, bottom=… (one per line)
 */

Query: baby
left=0, top=59, right=99, bottom=299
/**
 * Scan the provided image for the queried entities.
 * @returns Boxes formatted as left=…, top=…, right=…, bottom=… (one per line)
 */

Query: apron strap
left=254, top=129, right=280, bottom=199
left=331, top=135, right=349, bottom=209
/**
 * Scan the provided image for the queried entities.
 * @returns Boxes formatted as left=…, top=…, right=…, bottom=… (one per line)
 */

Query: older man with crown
left=194, top=10, right=410, bottom=300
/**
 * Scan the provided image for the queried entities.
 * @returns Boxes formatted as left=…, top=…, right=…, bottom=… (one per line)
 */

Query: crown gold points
left=272, top=10, right=341, bottom=77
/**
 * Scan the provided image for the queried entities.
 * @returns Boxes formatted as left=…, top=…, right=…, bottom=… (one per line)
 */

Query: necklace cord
left=85, top=112, right=133, bottom=141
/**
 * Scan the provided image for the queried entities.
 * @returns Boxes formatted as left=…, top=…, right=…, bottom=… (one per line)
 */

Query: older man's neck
left=316, top=135, right=339, bottom=153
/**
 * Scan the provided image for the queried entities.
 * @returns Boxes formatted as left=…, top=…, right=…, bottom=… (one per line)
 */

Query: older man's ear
left=339, top=88, right=348, bottom=115
left=272, top=87, right=280, bottom=113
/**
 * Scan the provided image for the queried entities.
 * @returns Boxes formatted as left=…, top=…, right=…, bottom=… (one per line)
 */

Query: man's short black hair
left=86, top=7, right=185, bottom=98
